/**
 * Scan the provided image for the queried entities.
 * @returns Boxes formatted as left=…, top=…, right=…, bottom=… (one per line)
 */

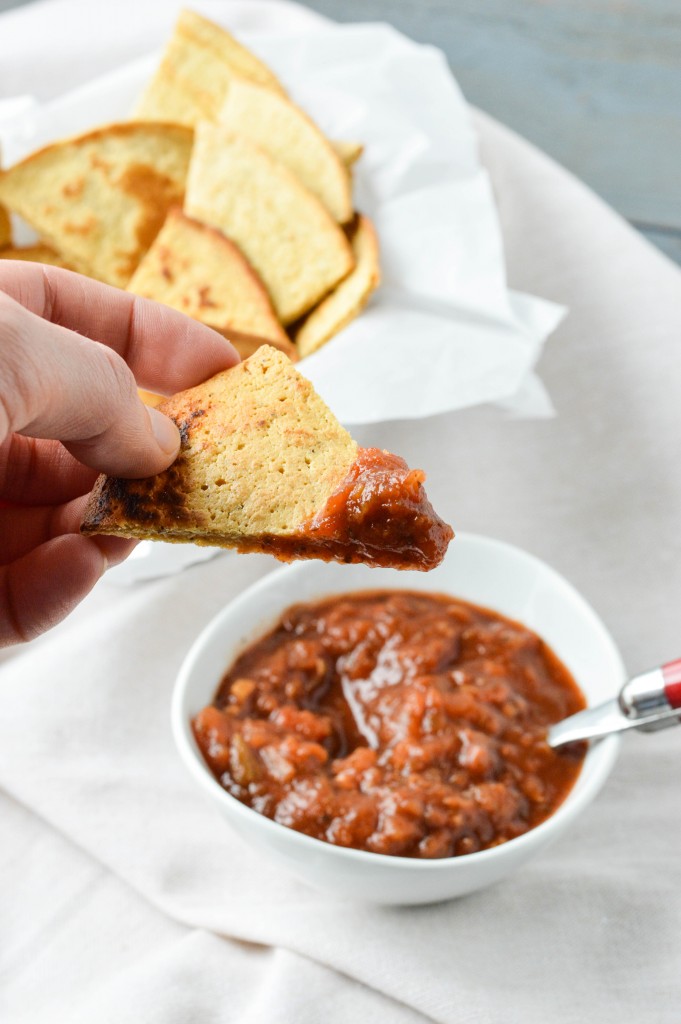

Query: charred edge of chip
left=176, top=408, right=206, bottom=446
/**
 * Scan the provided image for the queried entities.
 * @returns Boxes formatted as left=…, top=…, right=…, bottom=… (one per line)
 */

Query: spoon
left=548, top=658, right=681, bottom=748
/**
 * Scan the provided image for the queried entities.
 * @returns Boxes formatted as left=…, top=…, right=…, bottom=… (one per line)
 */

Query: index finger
left=0, top=262, right=240, bottom=394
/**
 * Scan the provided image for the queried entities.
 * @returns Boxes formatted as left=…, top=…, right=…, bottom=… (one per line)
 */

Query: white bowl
left=172, top=532, right=624, bottom=905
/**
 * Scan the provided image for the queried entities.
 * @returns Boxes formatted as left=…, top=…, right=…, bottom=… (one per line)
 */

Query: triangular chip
left=333, top=140, right=364, bottom=167
left=134, top=9, right=285, bottom=127
left=208, top=326, right=298, bottom=363
left=296, top=214, right=380, bottom=357
left=0, top=242, right=72, bottom=269
left=138, top=389, right=164, bottom=408
left=0, top=123, right=193, bottom=288
left=0, top=204, right=11, bottom=248
left=81, top=346, right=452, bottom=570
left=127, top=207, right=296, bottom=359
left=219, top=81, right=352, bottom=223
left=185, top=125, right=354, bottom=325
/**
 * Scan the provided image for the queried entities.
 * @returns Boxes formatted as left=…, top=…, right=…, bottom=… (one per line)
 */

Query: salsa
left=239, top=448, right=454, bottom=571
left=193, top=590, right=587, bottom=858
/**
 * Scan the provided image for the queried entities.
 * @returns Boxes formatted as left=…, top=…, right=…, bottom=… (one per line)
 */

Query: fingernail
left=148, top=407, right=180, bottom=456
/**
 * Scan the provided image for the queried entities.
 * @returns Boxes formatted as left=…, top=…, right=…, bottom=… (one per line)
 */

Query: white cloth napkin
left=2, top=3, right=681, bottom=1023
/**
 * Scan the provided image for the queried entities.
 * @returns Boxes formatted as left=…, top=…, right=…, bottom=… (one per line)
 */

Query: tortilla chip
left=0, top=205, right=11, bottom=248
left=127, top=207, right=294, bottom=359
left=0, top=242, right=72, bottom=268
left=295, top=214, right=380, bottom=357
left=138, top=388, right=164, bottom=408
left=0, top=123, right=193, bottom=288
left=209, top=326, right=298, bottom=363
left=333, top=141, right=364, bottom=167
left=82, top=345, right=358, bottom=549
left=219, top=81, right=352, bottom=223
left=185, top=125, right=354, bottom=325
left=134, top=8, right=285, bottom=127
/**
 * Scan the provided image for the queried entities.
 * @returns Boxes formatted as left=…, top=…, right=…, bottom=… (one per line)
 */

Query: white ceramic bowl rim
left=172, top=532, right=624, bottom=871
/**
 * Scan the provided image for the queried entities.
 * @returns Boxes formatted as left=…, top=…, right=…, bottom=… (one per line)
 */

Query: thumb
left=65, top=401, right=181, bottom=478
left=1, top=292, right=181, bottom=478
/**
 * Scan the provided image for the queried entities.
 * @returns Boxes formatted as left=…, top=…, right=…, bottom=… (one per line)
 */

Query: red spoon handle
left=662, top=659, right=681, bottom=709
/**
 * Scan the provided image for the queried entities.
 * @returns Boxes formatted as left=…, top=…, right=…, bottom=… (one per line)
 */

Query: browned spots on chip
left=88, top=468, right=206, bottom=530
left=90, top=153, right=113, bottom=174
left=197, top=285, right=217, bottom=309
left=63, top=215, right=98, bottom=236
left=342, top=213, right=360, bottom=241
left=156, top=245, right=175, bottom=282
left=176, top=407, right=207, bottom=445
left=0, top=204, right=10, bottom=247
left=61, top=177, right=85, bottom=199
left=117, top=163, right=185, bottom=276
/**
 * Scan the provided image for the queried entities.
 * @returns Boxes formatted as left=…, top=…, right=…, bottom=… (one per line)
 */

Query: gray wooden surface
left=1, top=0, right=680, bottom=265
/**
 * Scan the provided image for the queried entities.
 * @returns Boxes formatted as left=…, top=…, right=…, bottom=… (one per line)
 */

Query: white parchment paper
left=0, top=19, right=564, bottom=427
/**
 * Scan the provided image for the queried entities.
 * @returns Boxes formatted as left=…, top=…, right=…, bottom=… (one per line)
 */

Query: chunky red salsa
left=193, top=590, right=587, bottom=858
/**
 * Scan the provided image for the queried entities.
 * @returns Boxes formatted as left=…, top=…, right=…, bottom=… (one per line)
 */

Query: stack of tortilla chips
left=0, top=9, right=380, bottom=373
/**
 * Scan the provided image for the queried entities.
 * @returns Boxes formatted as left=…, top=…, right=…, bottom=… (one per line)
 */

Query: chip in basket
left=332, top=140, right=364, bottom=167
left=134, top=8, right=285, bottom=127
left=219, top=80, right=353, bottom=224
left=0, top=242, right=72, bottom=268
left=127, top=206, right=296, bottom=360
left=0, top=8, right=378, bottom=367
left=0, top=123, right=193, bottom=288
left=0, top=204, right=11, bottom=248
left=295, top=214, right=380, bottom=357
left=184, top=123, right=354, bottom=325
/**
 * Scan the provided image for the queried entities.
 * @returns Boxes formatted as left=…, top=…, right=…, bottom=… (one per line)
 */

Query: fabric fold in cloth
left=2, top=2, right=681, bottom=1023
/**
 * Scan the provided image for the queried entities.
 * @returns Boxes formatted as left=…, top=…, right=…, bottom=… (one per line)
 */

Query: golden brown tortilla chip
left=219, top=81, right=352, bottom=223
left=209, top=326, right=298, bottom=363
left=127, top=207, right=294, bottom=358
left=296, top=214, right=380, bottom=357
left=333, top=140, right=364, bottom=167
left=81, top=346, right=453, bottom=569
left=137, top=389, right=164, bottom=408
left=134, top=8, right=285, bottom=127
left=185, top=124, right=354, bottom=325
left=0, top=242, right=72, bottom=268
left=82, top=345, right=358, bottom=549
left=0, top=123, right=193, bottom=288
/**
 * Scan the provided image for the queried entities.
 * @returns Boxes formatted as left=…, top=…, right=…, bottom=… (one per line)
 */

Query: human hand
left=0, top=262, right=239, bottom=646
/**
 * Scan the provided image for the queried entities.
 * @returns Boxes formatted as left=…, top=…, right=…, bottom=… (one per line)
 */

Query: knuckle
left=92, top=343, right=139, bottom=410
left=74, top=343, right=146, bottom=456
